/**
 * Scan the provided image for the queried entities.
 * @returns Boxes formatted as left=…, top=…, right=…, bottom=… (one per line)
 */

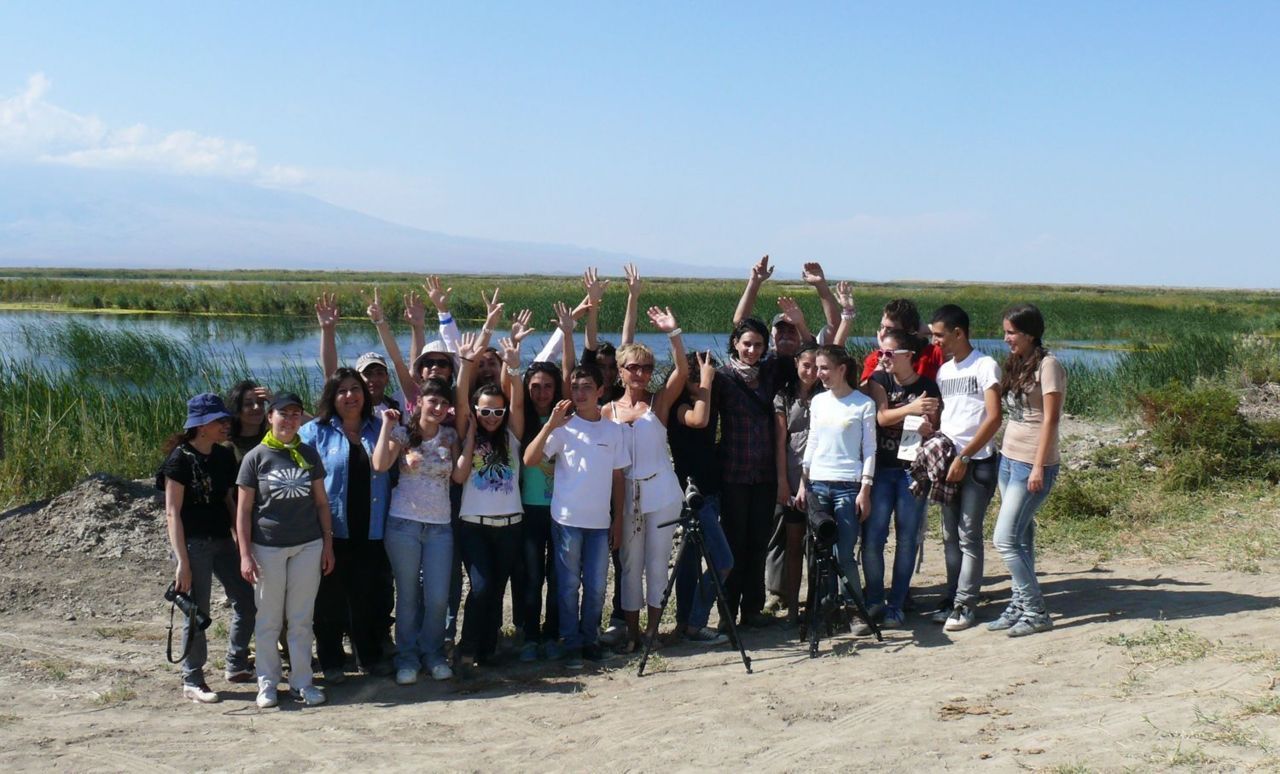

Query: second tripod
left=637, top=479, right=753, bottom=676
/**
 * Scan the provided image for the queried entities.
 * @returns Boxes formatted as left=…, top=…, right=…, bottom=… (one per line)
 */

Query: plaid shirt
left=909, top=433, right=957, bottom=505
left=713, top=355, right=794, bottom=484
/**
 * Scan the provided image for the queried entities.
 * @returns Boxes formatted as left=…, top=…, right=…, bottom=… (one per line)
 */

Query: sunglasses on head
left=475, top=407, right=507, bottom=418
left=877, top=348, right=911, bottom=358
left=622, top=363, right=655, bottom=374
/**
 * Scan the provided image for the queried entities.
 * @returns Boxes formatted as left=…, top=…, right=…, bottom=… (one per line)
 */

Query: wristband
left=459, top=356, right=474, bottom=362
left=505, top=366, right=521, bottom=376
left=437, top=312, right=453, bottom=323
left=371, top=318, right=385, bottom=326
left=841, top=309, right=856, bottom=320
left=667, top=327, right=683, bottom=338
left=482, top=327, right=495, bottom=336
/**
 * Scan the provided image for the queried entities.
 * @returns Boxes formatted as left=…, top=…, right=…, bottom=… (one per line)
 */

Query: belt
left=459, top=513, right=523, bottom=527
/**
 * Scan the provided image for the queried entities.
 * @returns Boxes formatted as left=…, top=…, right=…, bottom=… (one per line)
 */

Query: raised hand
left=696, top=350, right=715, bottom=387
left=646, top=305, right=678, bottom=333
left=835, top=280, right=855, bottom=314
left=776, top=296, right=807, bottom=327
left=403, top=291, right=426, bottom=327
left=457, top=330, right=483, bottom=362
left=624, top=262, right=642, bottom=297
left=511, top=308, right=536, bottom=344
left=553, top=300, right=576, bottom=332
left=548, top=399, right=574, bottom=428
left=315, top=293, right=340, bottom=330
left=801, top=262, right=829, bottom=288
left=424, top=275, right=453, bottom=313
left=499, top=336, right=521, bottom=368
left=482, top=287, right=504, bottom=330
left=583, top=267, right=609, bottom=307
left=365, top=287, right=386, bottom=324
left=381, top=408, right=402, bottom=427
left=749, top=255, right=774, bottom=285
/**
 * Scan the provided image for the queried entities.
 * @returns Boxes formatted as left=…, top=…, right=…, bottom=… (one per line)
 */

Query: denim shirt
left=299, top=415, right=390, bottom=540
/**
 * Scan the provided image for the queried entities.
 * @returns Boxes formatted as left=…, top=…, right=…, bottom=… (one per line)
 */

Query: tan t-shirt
left=1000, top=355, right=1066, bottom=466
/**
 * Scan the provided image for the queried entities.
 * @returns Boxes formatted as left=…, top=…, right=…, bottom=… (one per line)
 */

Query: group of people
left=159, top=257, right=1066, bottom=708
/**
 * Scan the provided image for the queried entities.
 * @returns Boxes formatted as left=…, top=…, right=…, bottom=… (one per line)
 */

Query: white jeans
left=620, top=499, right=681, bottom=611
left=252, top=539, right=323, bottom=690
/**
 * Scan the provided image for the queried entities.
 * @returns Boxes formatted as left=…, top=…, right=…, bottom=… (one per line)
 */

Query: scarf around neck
left=261, top=430, right=312, bottom=471
left=727, top=356, right=760, bottom=383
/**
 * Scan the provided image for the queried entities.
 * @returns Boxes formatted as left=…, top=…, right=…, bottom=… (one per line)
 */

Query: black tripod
left=799, top=514, right=883, bottom=658
left=637, top=480, right=752, bottom=676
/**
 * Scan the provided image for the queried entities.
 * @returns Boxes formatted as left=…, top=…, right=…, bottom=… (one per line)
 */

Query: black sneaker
left=582, top=643, right=613, bottom=663
left=928, top=599, right=954, bottom=624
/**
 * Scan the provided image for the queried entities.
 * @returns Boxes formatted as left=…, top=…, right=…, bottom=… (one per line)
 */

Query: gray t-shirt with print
left=236, top=443, right=327, bottom=547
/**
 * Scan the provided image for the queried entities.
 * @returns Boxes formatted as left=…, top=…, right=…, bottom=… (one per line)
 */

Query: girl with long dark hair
left=990, top=304, right=1066, bottom=637
left=516, top=360, right=564, bottom=660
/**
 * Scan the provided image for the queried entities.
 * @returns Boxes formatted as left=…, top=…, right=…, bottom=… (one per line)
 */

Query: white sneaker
left=430, top=663, right=453, bottom=681
left=256, top=682, right=278, bottom=709
left=182, top=683, right=220, bottom=704
left=395, top=668, right=419, bottom=686
left=293, top=685, right=327, bottom=706
left=943, top=604, right=976, bottom=632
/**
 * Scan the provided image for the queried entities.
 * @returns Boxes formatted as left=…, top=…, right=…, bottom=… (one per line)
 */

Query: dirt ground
left=1, top=459, right=1278, bottom=771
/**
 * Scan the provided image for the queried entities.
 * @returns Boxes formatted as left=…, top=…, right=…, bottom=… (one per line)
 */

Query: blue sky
left=2, top=2, right=1278, bottom=286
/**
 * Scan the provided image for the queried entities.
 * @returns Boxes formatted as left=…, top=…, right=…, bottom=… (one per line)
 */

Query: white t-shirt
left=460, top=429, right=524, bottom=517
left=803, top=389, right=878, bottom=482
left=937, top=349, right=1002, bottom=460
left=542, top=414, right=632, bottom=529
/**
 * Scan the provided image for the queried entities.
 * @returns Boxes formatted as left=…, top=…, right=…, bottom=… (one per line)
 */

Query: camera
left=806, top=503, right=838, bottom=548
left=683, top=477, right=704, bottom=511
left=165, top=583, right=212, bottom=632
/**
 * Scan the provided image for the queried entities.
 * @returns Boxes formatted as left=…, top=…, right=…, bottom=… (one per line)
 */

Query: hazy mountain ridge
left=0, top=165, right=718, bottom=276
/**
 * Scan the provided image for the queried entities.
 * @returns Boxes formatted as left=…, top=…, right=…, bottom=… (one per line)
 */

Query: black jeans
left=719, top=480, right=778, bottom=621
left=521, top=504, right=559, bottom=642
left=314, top=537, right=389, bottom=671
left=457, top=520, right=522, bottom=661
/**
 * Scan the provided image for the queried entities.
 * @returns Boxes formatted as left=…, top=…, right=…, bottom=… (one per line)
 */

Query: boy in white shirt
left=524, top=364, right=630, bottom=668
left=928, top=305, right=1003, bottom=632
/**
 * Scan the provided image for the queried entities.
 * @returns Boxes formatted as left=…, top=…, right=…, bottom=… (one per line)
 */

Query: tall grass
left=4, top=270, right=1279, bottom=340
left=0, top=327, right=318, bottom=509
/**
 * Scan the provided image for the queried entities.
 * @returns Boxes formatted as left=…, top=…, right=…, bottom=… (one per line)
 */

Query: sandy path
left=1, top=552, right=1277, bottom=772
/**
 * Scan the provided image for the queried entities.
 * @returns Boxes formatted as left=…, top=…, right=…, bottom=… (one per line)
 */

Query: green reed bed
left=4, top=271, right=1279, bottom=341
left=0, top=327, right=317, bottom=509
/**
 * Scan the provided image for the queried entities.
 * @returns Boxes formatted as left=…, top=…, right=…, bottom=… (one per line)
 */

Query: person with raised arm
left=603, top=302, right=688, bottom=652
left=581, top=265, right=624, bottom=403
left=989, top=304, right=1066, bottom=637
left=927, top=304, right=1003, bottom=632
left=732, top=256, right=839, bottom=355
left=861, top=327, right=942, bottom=629
left=298, top=368, right=394, bottom=682
left=450, top=331, right=526, bottom=670
left=770, top=341, right=821, bottom=628
left=159, top=393, right=256, bottom=704
left=316, top=292, right=401, bottom=419
left=236, top=393, right=334, bottom=708
left=670, top=351, right=733, bottom=645
left=523, top=301, right=631, bottom=670
left=371, top=379, right=463, bottom=685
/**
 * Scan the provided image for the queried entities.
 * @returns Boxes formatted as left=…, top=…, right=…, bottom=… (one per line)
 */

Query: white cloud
left=0, top=73, right=305, bottom=187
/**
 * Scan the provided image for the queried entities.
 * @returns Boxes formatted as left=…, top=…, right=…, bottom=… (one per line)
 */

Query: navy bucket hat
left=184, top=393, right=232, bottom=429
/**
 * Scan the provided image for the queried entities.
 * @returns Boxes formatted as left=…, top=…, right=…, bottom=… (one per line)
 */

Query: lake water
left=0, top=309, right=1124, bottom=373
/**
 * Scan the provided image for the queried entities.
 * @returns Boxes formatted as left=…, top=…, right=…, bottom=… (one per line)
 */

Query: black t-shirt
left=158, top=442, right=238, bottom=540
left=346, top=441, right=372, bottom=542
left=666, top=395, right=721, bottom=497
left=869, top=370, right=942, bottom=469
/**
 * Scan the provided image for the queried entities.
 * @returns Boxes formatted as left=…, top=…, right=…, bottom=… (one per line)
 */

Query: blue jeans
left=176, top=536, right=255, bottom=686
left=552, top=522, right=611, bottom=650
left=521, top=504, right=559, bottom=643
left=807, top=480, right=864, bottom=598
left=675, top=494, right=735, bottom=630
left=940, top=455, right=998, bottom=607
left=457, top=520, right=522, bottom=661
left=995, top=456, right=1059, bottom=613
left=383, top=517, right=453, bottom=672
left=863, top=467, right=927, bottom=615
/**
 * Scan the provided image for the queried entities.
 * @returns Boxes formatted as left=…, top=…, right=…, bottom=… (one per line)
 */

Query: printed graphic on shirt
left=471, top=438, right=515, bottom=493
left=264, top=467, right=311, bottom=499
left=938, top=375, right=980, bottom=400
left=1002, top=390, right=1029, bottom=423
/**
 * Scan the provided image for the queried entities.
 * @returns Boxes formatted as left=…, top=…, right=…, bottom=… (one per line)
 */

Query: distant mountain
left=0, top=164, right=718, bottom=276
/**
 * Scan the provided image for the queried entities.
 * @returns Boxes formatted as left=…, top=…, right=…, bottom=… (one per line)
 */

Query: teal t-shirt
left=520, top=415, right=554, bottom=506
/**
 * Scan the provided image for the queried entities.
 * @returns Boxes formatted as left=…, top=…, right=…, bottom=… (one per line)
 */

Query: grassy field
left=3, top=269, right=1279, bottom=340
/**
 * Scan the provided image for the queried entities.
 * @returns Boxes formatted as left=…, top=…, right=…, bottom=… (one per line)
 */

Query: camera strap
left=165, top=600, right=196, bottom=664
